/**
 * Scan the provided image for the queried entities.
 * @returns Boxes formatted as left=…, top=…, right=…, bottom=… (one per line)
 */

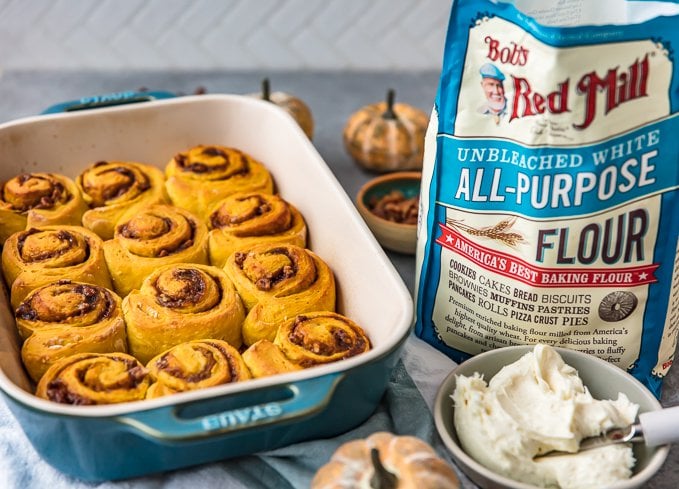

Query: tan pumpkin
left=251, top=78, right=314, bottom=140
left=343, top=89, right=428, bottom=173
left=311, top=431, right=460, bottom=489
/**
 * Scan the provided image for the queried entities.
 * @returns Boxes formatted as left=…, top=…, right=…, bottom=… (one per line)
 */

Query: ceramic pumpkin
left=343, top=89, right=428, bottom=173
left=311, top=431, right=460, bottom=489
left=251, top=78, right=314, bottom=140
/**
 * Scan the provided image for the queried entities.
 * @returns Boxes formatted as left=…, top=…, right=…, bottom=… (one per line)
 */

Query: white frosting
left=453, top=344, right=638, bottom=488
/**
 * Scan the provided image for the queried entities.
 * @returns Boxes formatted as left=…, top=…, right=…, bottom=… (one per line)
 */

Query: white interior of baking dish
left=0, top=94, right=413, bottom=416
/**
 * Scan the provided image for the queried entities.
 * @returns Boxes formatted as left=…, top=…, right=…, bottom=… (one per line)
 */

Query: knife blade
left=535, top=405, right=679, bottom=459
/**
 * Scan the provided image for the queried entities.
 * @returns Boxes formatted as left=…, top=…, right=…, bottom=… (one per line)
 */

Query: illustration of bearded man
left=478, top=62, right=507, bottom=124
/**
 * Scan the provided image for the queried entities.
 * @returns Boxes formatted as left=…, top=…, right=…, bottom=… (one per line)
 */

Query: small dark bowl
left=355, top=171, right=421, bottom=254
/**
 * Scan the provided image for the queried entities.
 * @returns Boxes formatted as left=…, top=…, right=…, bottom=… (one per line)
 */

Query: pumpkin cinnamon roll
left=145, top=339, right=252, bottom=398
left=208, top=192, right=307, bottom=267
left=122, top=263, right=245, bottom=364
left=0, top=172, right=87, bottom=244
left=36, top=352, right=150, bottom=405
left=103, top=204, right=208, bottom=297
left=165, top=144, right=274, bottom=220
left=223, top=243, right=336, bottom=346
left=274, top=312, right=371, bottom=367
left=1, top=225, right=112, bottom=309
left=242, top=339, right=303, bottom=379
left=77, top=160, right=168, bottom=240
left=17, top=280, right=127, bottom=382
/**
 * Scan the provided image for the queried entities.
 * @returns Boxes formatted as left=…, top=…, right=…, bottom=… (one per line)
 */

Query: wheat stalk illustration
left=445, top=216, right=526, bottom=248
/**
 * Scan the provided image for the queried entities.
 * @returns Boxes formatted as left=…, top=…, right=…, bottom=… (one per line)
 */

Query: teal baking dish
left=0, top=93, right=413, bottom=481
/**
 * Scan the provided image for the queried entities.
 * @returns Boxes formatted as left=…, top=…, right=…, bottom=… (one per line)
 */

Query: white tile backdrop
left=0, top=0, right=451, bottom=70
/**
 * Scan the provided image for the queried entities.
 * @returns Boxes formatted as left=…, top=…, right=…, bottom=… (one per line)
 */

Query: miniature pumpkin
left=343, top=89, right=428, bottom=173
left=251, top=78, right=314, bottom=140
left=311, top=431, right=460, bottom=489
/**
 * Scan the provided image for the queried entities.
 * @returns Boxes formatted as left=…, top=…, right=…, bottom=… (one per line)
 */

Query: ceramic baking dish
left=0, top=93, right=414, bottom=481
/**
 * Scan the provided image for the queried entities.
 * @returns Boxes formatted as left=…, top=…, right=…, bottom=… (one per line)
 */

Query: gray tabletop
left=0, top=70, right=677, bottom=488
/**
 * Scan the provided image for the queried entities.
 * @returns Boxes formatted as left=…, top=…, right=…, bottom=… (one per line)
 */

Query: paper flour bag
left=415, top=0, right=679, bottom=396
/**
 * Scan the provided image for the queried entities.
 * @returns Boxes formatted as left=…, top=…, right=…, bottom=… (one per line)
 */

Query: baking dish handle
left=115, top=372, right=344, bottom=441
left=41, top=90, right=176, bottom=114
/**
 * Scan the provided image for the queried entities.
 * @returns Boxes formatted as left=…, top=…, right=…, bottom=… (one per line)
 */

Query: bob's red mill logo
left=483, top=35, right=650, bottom=129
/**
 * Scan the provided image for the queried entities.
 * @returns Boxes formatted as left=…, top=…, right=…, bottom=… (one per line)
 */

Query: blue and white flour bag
left=415, top=0, right=679, bottom=397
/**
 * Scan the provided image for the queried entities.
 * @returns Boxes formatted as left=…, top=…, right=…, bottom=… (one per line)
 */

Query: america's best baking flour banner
left=415, top=0, right=679, bottom=396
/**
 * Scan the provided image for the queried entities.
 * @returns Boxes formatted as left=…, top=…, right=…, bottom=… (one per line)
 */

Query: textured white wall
left=0, top=0, right=450, bottom=70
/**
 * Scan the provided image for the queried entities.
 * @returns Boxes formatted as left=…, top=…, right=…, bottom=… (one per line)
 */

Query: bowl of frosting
left=433, top=344, right=669, bottom=489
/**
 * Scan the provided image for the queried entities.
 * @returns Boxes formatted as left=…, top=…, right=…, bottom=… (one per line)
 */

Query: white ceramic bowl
left=433, top=345, right=670, bottom=489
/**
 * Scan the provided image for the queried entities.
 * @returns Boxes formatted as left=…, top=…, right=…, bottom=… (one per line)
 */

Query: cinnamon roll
left=77, top=160, right=169, bottom=239
left=165, top=144, right=274, bottom=220
left=208, top=192, right=307, bottom=268
left=1, top=225, right=112, bottom=309
left=103, top=204, right=208, bottom=297
left=274, top=312, right=372, bottom=367
left=122, top=263, right=245, bottom=364
left=145, top=339, right=252, bottom=398
left=36, top=352, right=150, bottom=405
left=223, top=243, right=336, bottom=345
left=17, top=280, right=127, bottom=382
left=242, top=339, right=302, bottom=378
left=0, top=172, right=87, bottom=244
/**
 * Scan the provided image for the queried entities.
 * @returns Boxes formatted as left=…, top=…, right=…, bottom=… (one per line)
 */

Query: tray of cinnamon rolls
left=0, top=94, right=413, bottom=481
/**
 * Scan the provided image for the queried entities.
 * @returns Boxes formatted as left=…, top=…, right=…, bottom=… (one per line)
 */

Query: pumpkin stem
left=369, top=448, right=398, bottom=489
left=261, top=78, right=271, bottom=101
left=382, top=89, right=397, bottom=120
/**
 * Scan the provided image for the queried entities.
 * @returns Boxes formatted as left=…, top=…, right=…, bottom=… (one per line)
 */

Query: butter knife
left=536, top=405, right=679, bottom=458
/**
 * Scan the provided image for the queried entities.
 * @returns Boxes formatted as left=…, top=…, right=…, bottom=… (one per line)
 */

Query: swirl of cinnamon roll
left=17, top=280, right=127, bottom=382
left=165, top=145, right=274, bottom=220
left=1, top=225, right=112, bottom=309
left=274, top=312, right=371, bottom=367
left=223, top=243, right=336, bottom=346
left=122, top=263, right=245, bottom=364
left=242, top=339, right=303, bottom=379
left=103, top=204, right=208, bottom=297
left=36, top=352, right=150, bottom=405
left=77, top=160, right=168, bottom=239
left=208, top=192, right=307, bottom=268
left=0, top=172, right=87, bottom=244
left=145, top=339, right=252, bottom=398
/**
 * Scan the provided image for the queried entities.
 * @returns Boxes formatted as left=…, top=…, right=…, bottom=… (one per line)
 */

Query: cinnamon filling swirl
left=118, top=213, right=197, bottom=257
left=235, top=247, right=302, bottom=291
left=45, top=357, right=147, bottom=404
left=2, top=174, right=71, bottom=212
left=46, top=380, right=95, bottom=405
left=118, top=216, right=172, bottom=239
left=15, top=281, right=115, bottom=323
left=285, top=314, right=369, bottom=365
left=81, top=163, right=151, bottom=207
left=210, top=195, right=272, bottom=228
left=174, top=146, right=250, bottom=179
left=17, top=229, right=89, bottom=264
left=154, top=345, right=218, bottom=383
left=154, top=268, right=222, bottom=309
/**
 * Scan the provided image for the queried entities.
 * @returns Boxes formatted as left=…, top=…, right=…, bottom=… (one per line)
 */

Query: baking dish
left=0, top=93, right=414, bottom=481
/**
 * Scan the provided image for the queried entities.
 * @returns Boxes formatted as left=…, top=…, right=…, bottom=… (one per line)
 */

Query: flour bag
left=415, top=0, right=679, bottom=396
